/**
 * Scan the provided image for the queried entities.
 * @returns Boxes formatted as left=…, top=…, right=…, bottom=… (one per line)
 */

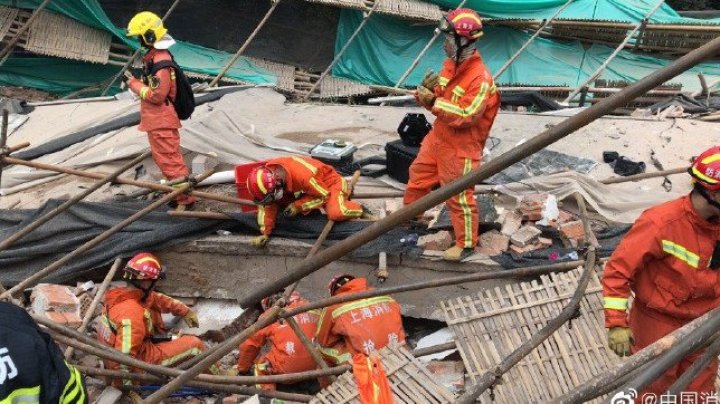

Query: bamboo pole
left=0, top=0, right=52, bottom=63
left=0, top=110, right=8, bottom=189
left=301, top=1, right=381, bottom=101
left=456, top=248, right=597, bottom=404
left=666, top=334, right=720, bottom=396
left=2, top=156, right=253, bottom=206
left=0, top=152, right=151, bottom=254
left=563, top=0, right=666, bottom=103
left=74, top=366, right=313, bottom=402
left=64, top=257, right=122, bottom=359
left=0, top=169, right=214, bottom=299
left=239, top=32, right=720, bottom=308
left=100, top=0, right=183, bottom=96
left=207, top=0, right=281, bottom=88
left=493, top=0, right=573, bottom=80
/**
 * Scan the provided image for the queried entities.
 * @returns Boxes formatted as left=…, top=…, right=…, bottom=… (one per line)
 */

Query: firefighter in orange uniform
left=404, top=8, right=501, bottom=261
left=236, top=292, right=320, bottom=391
left=316, top=275, right=406, bottom=365
left=602, top=146, right=720, bottom=399
left=124, top=12, right=196, bottom=210
left=245, top=156, right=365, bottom=247
left=96, top=253, right=216, bottom=382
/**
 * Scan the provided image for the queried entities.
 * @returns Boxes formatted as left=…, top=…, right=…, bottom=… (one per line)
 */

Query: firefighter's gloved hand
left=251, top=235, right=269, bottom=248
left=421, top=71, right=439, bottom=90
left=122, top=70, right=134, bottom=85
left=283, top=205, right=299, bottom=218
left=607, top=327, right=634, bottom=357
left=224, top=367, right=240, bottom=377
left=183, top=310, right=200, bottom=328
left=416, top=86, right=436, bottom=108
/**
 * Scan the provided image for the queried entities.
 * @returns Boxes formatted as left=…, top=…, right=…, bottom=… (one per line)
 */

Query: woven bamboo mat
left=0, top=6, right=18, bottom=43
left=318, top=76, right=372, bottom=98
left=311, top=344, right=455, bottom=403
left=442, top=267, right=621, bottom=403
left=304, top=0, right=441, bottom=22
left=26, top=10, right=110, bottom=64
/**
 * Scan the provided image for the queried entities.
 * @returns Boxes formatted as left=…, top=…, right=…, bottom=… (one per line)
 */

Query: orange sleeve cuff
left=604, top=309, right=629, bottom=328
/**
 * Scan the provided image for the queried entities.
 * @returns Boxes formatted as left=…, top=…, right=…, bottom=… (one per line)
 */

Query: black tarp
left=0, top=200, right=417, bottom=286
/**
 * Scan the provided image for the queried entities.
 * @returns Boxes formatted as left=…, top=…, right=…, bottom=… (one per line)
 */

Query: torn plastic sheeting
left=486, top=149, right=597, bottom=185
left=13, top=87, right=250, bottom=161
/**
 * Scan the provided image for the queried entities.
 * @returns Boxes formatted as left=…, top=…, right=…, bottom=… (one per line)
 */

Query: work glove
left=183, top=310, right=200, bottom=328
left=416, top=86, right=436, bottom=108
left=421, top=71, right=439, bottom=90
left=251, top=235, right=270, bottom=248
left=283, top=205, right=299, bottom=218
left=224, top=367, right=240, bottom=377
left=607, top=327, right=634, bottom=357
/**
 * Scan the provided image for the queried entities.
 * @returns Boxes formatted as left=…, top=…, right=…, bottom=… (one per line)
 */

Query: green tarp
left=333, top=9, right=720, bottom=92
left=428, top=0, right=719, bottom=25
left=0, top=0, right=276, bottom=95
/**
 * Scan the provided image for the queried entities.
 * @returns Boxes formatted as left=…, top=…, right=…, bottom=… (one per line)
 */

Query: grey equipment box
left=310, top=140, right=357, bottom=168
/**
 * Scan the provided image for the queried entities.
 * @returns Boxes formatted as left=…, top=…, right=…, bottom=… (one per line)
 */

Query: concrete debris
left=538, top=237, right=553, bottom=248
left=417, top=230, right=453, bottom=251
left=500, top=211, right=523, bottom=237
left=510, top=225, right=542, bottom=247
left=95, top=386, right=123, bottom=404
left=477, top=230, right=510, bottom=256
left=477, top=194, right=499, bottom=223
left=425, top=361, right=465, bottom=394
left=510, top=243, right=543, bottom=254
left=559, top=220, right=586, bottom=248
left=31, top=284, right=82, bottom=327
left=176, top=298, right=245, bottom=336
left=384, top=199, right=402, bottom=215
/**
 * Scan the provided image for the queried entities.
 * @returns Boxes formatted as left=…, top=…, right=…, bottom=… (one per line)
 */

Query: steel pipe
left=2, top=156, right=253, bottom=206
left=239, top=30, right=720, bottom=308
left=0, top=169, right=214, bottom=298
left=0, top=152, right=150, bottom=254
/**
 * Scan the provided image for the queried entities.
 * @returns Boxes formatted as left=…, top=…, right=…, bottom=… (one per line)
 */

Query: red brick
left=44, top=311, right=82, bottom=327
left=510, top=243, right=542, bottom=254
left=478, top=230, right=510, bottom=256
left=222, top=395, right=242, bottom=404
left=31, top=284, right=80, bottom=313
left=520, top=193, right=549, bottom=212
left=510, top=225, right=542, bottom=247
left=560, top=220, right=586, bottom=248
left=500, top=211, right=522, bottom=236
left=538, top=237, right=553, bottom=248
left=522, top=209, right=543, bottom=221
left=417, top=230, right=453, bottom=251
left=558, top=210, right=576, bottom=224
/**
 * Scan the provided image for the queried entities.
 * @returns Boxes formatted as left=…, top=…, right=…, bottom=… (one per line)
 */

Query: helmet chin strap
left=130, top=278, right=158, bottom=302
left=695, top=184, right=720, bottom=212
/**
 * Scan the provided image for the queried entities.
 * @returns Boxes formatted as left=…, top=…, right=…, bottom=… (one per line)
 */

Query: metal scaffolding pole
left=301, top=0, right=381, bottom=101
left=0, top=0, right=53, bottom=64
left=493, top=0, right=573, bottom=80
left=563, top=0, right=666, bottom=104
left=207, top=0, right=281, bottom=88
left=100, top=0, right=183, bottom=96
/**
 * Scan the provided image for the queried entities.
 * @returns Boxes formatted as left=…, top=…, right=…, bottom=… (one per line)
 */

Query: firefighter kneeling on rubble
left=603, top=146, right=720, bottom=399
left=96, top=252, right=217, bottom=382
left=246, top=156, right=371, bottom=248
left=316, top=275, right=406, bottom=366
left=234, top=292, right=320, bottom=391
left=1, top=302, right=87, bottom=403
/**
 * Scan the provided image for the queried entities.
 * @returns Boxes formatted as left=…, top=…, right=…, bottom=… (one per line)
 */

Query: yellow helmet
left=126, top=11, right=168, bottom=45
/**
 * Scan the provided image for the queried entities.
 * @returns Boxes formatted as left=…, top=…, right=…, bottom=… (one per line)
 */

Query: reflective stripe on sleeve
left=603, top=296, right=629, bottom=311
left=0, top=386, right=40, bottom=404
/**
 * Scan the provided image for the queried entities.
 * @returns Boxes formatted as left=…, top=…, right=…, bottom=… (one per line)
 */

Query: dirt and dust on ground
left=0, top=86, right=56, bottom=102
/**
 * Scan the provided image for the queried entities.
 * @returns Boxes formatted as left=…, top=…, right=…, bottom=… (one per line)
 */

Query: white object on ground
left=415, top=328, right=457, bottom=362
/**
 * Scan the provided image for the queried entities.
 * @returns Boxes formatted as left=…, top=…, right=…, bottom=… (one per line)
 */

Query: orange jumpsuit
left=96, top=284, right=213, bottom=383
left=316, top=278, right=405, bottom=365
left=237, top=298, right=320, bottom=390
left=128, top=48, right=195, bottom=206
left=256, top=156, right=362, bottom=236
left=603, top=195, right=720, bottom=398
left=404, top=50, right=500, bottom=249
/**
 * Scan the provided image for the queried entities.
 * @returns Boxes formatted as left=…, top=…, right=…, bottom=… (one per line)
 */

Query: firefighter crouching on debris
left=404, top=8, right=501, bottom=262
left=316, top=275, right=406, bottom=365
left=246, top=156, right=368, bottom=248
left=96, top=252, right=217, bottom=381
left=124, top=11, right=196, bottom=211
left=0, top=302, right=87, bottom=403
left=603, top=146, right=720, bottom=398
left=235, top=292, right=320, bottom=391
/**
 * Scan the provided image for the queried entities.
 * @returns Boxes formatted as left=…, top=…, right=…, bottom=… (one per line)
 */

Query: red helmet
left=328, top=274, right=355, bottom=296
left=260, top=291, right=300, bottom=311
left=246, top=165, right=281, bottom=204
left=690, top=146, right=720, bottom=192
left=124, top=252, right=163, bottom=280
left=439, top=8, right=483, bottom=40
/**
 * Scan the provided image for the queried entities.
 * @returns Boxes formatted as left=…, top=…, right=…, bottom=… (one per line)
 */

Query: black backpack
left=146, top=56, right=195, bottom=120
left=397, top=113, right=432, bottom=147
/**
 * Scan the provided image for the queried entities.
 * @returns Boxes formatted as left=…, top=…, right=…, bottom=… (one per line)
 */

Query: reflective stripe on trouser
left=0, top=386, right=40, bottom=404
left=60, top=365, right=86, bottom=404
left=404, top=143, right=479, bottom=248
left=142, top=336, right=218, bottom=373
left=325, top=179, right=362, bottom=221
left=630, top=304, right=717, bottom=400
left=253, top=361, right=276, bottom=391
left=147, top=128, right=195, bottom=205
